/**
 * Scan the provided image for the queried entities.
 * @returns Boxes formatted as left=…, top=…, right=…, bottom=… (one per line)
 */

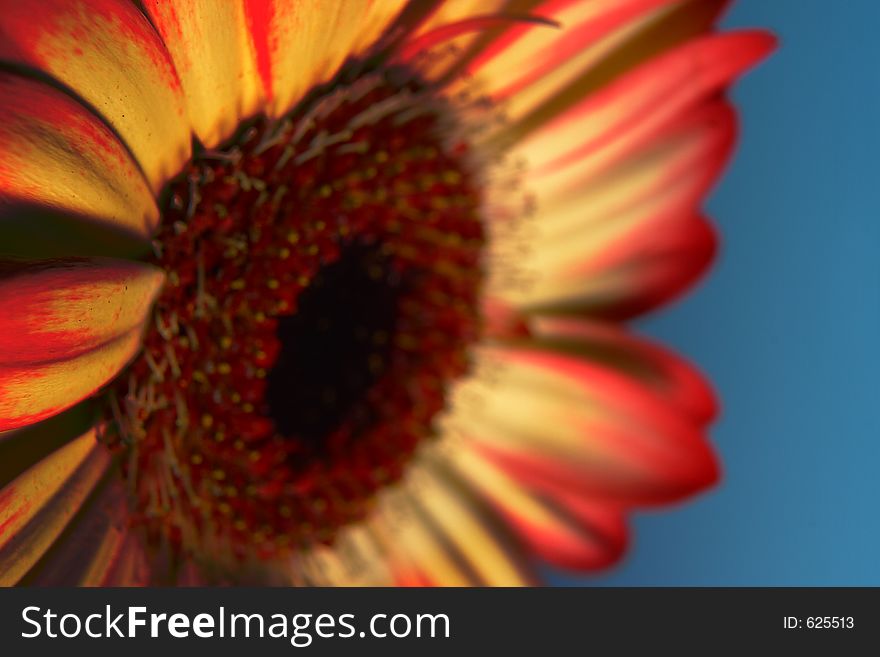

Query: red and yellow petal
left=0, top=328, right=144, bottom=432
left=450, top=446, right=628, bottom=571
left=400, top=0, right=513, bottom=71
left=0, top=73, right=158, bottom=247
left=244, top=0, right=408, bottom=117
left=141, top=0, right=264, bottom=148
left=0, top=256, right=159, bottom=428
left=489, top=0, right=740, bottom=140
left=530, top=317, right=717, bottom=424
left=468, top=0, right=680, bottom=117
left=0, top=258, right=163, bottom=366
left=492, top=101, right=733, bottom=315
left=535, top=214, right=717, bottom=319
left=0, top=0, right=191, bottom=192
left=448, top=343, right=718, bottom=506
left=511, top=31, right=774, bottom=174
left=0, top=428, right=111, bottom=585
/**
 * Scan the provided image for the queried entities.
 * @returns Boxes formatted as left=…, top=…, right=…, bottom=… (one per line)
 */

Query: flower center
left=105, top=69, right=485, bottom=567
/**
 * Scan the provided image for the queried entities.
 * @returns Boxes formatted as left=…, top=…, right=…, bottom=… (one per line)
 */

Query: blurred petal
left=522, top=215, right=717, bottom=318
left=493, top=0, right=743, bottom=142
left=527, top=99, right=737, bottom=206
left=0, top=0, right=191, bottom=192
left=492, top=102, right=733, bottom=315
left=0, top=428, right=110, bottom=585
left=444, top=343, right=719, bottom=505
left=297, top=524, right=393, bottom=586
left=397, top=14, right=557, bottom=64
left=0, top=73, right=158, bottom=252
left=141, top=0, right=264, bottom=147
left=98, top=532, right=150, bottom=586
left=530, top=317, right=717, bottom=423
left=0, top=258, right=163, bottom=366
left=0, top=328, right=143, bottom=432
left=391, top=0, right=537, bottom=81
left=469, top=0, right=680, bottom=115
left=244, top=0, right=407, bottom=117
left=510, top=30, right=774, bottom=171
left=372, top=489, right=479, bottom=587
left=24, top=477, right=129, bottom=586
left=450, top=446, right=627, bottom=570
left=405, top=460, right=535, bottom=585
left=419, top=0, right=509, bottom=32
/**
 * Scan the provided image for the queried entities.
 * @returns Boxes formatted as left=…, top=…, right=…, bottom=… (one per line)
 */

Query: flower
left=0, top=0, right=772, bottom=586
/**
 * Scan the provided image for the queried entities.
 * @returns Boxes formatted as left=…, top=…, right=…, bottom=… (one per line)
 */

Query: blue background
left=551, top=0, right=880, bottom=585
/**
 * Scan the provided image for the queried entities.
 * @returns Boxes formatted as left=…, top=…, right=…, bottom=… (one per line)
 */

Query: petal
left=469, top=0, right=681, bottom=112
left=397, top=14, right=558, bottom=64
left=99, top=533, right=150, bottom=586
left=24, top=477, right=130, bottom=586
left=141, top=0, right=264, bottom=148
left=492, top=0, right=747, bottom=142
left=492, top=101, right=733, bottom=316
left=530, top=317, right=717, bottom=423
left=418, top=0, right=510, bottom=33
left=371, top=487, right=480, bottom=587
left=296, top=524, right=393, bottom=586
left=0, top=328, right=144, bottom=432
left=0, top=0, right=191, bottom=192
left=444, top=343, right=719, bottom=505
left=510, top=30, right=775, bottom=168
left=394, top=0, right=534, bottom=82
left=244, top=0, right=407, bottom=117
left=0, top=427, right=111, bottom=585
left=0, top=258, right=163, bottom=366
left=449, top=446, right=628, bottom=570
left=529, top=215, right=717, bottom=319
left=0, top=73, right=159, bottom=254
left=527, top=98, right=737, bottom=205
left=403, top=460, right=536, bottom=585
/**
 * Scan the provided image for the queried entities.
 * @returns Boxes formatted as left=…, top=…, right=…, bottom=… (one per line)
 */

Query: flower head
left=0, top=0, right=773, bottom=585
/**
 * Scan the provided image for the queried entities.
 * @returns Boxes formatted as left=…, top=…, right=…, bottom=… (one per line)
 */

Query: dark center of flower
left=105, top=69, right=485, bottom=566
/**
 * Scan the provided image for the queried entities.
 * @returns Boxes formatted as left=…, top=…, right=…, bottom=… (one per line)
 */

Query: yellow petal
left=0, top=0, right=191, bottom=192
left=245, top=0, right=407, bottom=117
left=406, top=460, right=534, bottom=585
left=0, top=73, right=158, bottom=253
left=0, top=428, right=111, bottom=585
left=142, top=0, right=264, bottom=148
left=418, top=0, right=508, bottom=32
left=373, top=485, right=476, bottom=587
left=296, top=525, right=393, bottom=586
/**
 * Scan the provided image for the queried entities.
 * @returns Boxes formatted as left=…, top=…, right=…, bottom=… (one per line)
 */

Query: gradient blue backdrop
left=550, top=0, right=880, bottom=586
